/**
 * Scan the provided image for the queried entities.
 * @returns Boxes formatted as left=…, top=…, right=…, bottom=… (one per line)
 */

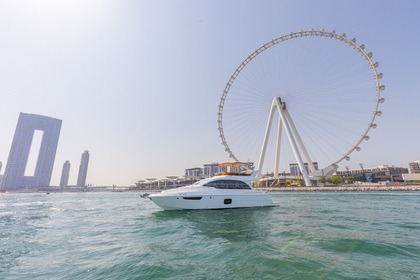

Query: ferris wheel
left=217, top=29, right=385, bottom=186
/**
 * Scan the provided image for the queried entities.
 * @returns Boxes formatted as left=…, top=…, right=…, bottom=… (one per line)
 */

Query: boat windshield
left=203, top=180, right=251, bottom=189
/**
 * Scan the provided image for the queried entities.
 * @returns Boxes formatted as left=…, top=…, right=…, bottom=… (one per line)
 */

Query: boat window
left=203, top=180, right=251, bottom=189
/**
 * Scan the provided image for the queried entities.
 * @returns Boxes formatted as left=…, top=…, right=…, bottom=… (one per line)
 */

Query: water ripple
left=0, top=192, right=419, bottom=279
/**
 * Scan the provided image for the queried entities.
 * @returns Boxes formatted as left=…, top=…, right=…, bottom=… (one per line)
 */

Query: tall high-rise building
left=76, top=151, right=89, bottom=187
left=59, top=160, right=71, bottom=188
left=2, top=113, right=62, bottom=189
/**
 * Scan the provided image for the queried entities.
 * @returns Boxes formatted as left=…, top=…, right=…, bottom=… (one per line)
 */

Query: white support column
left=274, top=116, right=283, bottom=179
left=275, top=98, right=312, bottom=186
left=257, top=99, right=277, bottom=180
left=283, top=109, right=316, bottom=173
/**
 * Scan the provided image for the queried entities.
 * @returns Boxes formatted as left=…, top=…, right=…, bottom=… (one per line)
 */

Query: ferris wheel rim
left=217, top=28, right=384, bottom=168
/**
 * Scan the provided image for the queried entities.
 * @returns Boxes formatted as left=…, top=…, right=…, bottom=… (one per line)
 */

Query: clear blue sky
left=1, top=0, right=419, bottom=186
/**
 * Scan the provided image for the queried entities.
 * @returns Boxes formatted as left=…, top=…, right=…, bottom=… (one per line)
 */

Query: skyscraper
left=2, top=113, right=62, bottom=189
left=76, top=151, right=89, bottom=187
left=59, top=160, right=71, bottom=188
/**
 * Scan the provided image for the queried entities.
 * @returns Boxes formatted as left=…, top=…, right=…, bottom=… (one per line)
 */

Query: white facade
left=402, top=173, right=420, bottom=181
left=203, top=163, right=227, bottom=177
left=185, top=167, right=203, bottom=178
left=289, top=162, right=318, bottom=176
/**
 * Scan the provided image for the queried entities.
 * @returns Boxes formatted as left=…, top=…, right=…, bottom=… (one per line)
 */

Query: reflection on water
left=153, top=207, right=276, bottom=242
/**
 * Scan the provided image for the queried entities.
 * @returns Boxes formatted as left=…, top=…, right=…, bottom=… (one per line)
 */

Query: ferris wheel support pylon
left=257, top=97, right=313, bottom=186
left=257, top=99, right=277, bottom=179
left=274, top=117, right=283, bottom=180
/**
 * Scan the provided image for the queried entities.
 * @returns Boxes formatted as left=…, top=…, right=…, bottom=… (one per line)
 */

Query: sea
left=1, top=191, right=419, bottom=280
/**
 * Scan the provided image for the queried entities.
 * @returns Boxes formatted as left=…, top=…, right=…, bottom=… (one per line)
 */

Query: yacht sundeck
left=147, top=171, right=274, bottom=210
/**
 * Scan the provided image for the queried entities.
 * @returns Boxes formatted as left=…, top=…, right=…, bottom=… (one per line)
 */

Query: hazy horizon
left=1, top=0, right=419, bottom=186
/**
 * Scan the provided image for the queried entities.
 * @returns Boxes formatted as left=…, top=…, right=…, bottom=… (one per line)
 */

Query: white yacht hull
left=147, top=173, right=274, bottom=210
left=149, top=190, right=274, bottom=210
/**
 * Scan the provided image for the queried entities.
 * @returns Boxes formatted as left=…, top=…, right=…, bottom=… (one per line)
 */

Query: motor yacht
left=147, top=171, right=274, bottom=210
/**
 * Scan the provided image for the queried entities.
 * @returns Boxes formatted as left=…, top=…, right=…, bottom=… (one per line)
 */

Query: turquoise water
left=1, top=192, right=419, bottom=280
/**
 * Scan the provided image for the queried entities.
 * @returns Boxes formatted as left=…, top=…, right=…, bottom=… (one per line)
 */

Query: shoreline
left=259, top=185, right=420, bottom=192
left=135, top=184, right=420, bottom=193
left=1, top=185, right=420, bottom=194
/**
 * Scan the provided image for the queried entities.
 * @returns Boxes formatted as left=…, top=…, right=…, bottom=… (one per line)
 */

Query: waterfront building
left=2, top=113, right=62, bottom=189
left=402, top=160, right=420, bottom=182
left=336, top=165, right=408, bottom=182
left=185, top=162, right=256, bottom=181
left=59, top=160, right=71, bottom=188
left=289, top=162, right=318, bottom=176
left=185, top=167, right=203, bottom=179
left=203, top=163, right=227, bottom=177
left=228, top=162, right=254, bottom=173
left=76, top=151, right=89, bottom=187
left=409, top=160, right=420, bottom=174
left=402, top=173, right=420, bottom=182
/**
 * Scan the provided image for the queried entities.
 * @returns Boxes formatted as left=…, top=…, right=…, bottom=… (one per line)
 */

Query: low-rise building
left=402, top=173, right=420, bottom=182
left=203, top=163, right=227, bottom=177
left=289, top=162, right=318, bottom=176
left=337, top=165, right=408, bottom=182
left=185, top=167, right=203, bottom=179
